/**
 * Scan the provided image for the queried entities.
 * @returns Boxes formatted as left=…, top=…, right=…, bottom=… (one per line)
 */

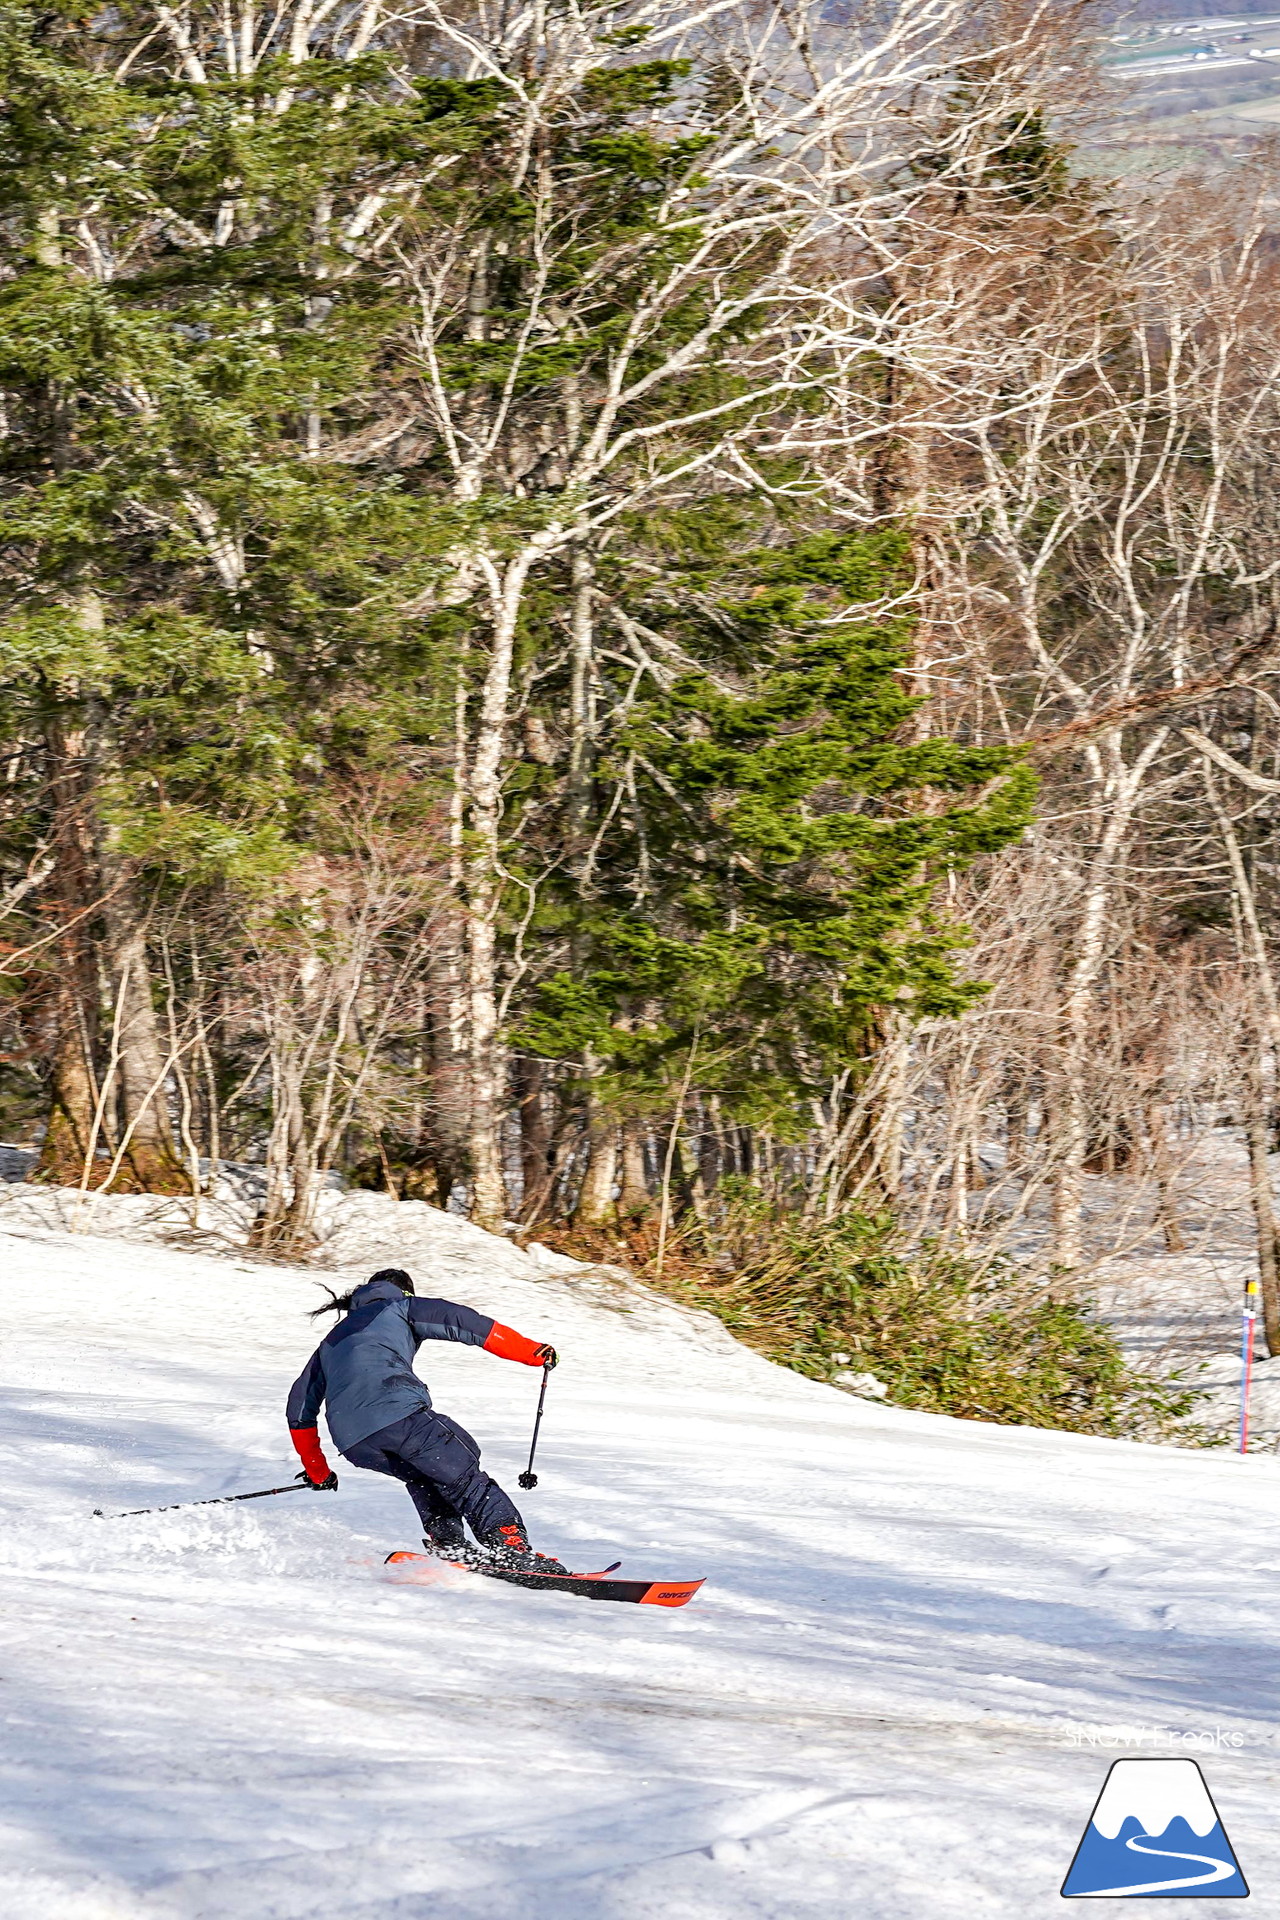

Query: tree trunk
left=1144, top=1097, right=1185, bottom=1254
left=1004, top=1073, right=1027, bottom=1174
left=574, top=1112, right=617, bottom=1229
left=282, top=1155, right=322, bottom=1252
left=544, top=1110, right=584, bottom=1224
left=98, top=877, right=190, bottom=1194
left=38, top=982, right=98, bottom=1183
left=1052, top=766, right=1144, bottom=1267
left=618, top=1119, right=651, bottom=1217
left=34, top=725, right=99, bottom=1184
left=1203, top=763, right=1280, bottom=1352
left=255, top=1046, right=298, bottom=1246
left=426, top=942, right=470, bottom=1205
left=86, top=660, right=188, bottom=1196
left=1242, top=1048, right=1280, bottom=1358
left=465, top=903, right=508, bottom=1229
left=568, top=548, right=594, bottom=867
left=515, top=1055, right=553, bottom=1223
left=465, top=551, right=539, bottom=1230
left=191, top=938, right=221, bottom=1179
left=426, top=664, right=473, bottom=1206
left=674, top=1131, right=708, bottom=1223
left=574, top=1052, right=617, bottom=1228
left=943, top=1139, right=969, bottom=1241
left=699, top=1094, right=724, bottom=1201
left=281, top=1021, right=327, bottom=1250
left=871, top=1013, right=911, bottom=1200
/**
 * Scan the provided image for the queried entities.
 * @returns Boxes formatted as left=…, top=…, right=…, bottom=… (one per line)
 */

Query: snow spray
left=1239, top=1275, right=1259, bottom=1454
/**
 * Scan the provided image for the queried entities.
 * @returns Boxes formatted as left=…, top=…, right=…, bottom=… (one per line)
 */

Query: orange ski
left=384, top=1550, right=704, bottom=1607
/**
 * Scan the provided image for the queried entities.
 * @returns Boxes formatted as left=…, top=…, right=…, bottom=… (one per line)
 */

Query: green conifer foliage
left=0, top=0, right=1031, bottom=1229
left=0, top=0, right=468, bottom=1171
left=516, top=520, right=1033, bottom=1144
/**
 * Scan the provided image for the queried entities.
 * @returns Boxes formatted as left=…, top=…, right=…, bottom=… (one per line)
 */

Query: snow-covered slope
left=1, top=1205, right=1278, bottom=1918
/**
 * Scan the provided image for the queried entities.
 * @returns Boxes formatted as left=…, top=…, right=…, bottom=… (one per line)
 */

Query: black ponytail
left=309, top=1285, right=361, bottom=1320
left=309, top=1268, right=414, bottom=1320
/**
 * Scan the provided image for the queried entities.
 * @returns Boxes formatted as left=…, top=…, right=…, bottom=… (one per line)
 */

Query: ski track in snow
left=1, top=1202, right=1279, bottom=1918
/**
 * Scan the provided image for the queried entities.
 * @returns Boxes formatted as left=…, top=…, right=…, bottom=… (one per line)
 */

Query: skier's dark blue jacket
left=286, top=1278, right=497, bottom=1452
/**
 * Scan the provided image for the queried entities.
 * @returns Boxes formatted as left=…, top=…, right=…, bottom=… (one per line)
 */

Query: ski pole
left=518, top=1363, right=551, bottom=1490
left=1239, top=1274, right=1260, bottom=1454
left=94, top=1477, right=324, bottom=1519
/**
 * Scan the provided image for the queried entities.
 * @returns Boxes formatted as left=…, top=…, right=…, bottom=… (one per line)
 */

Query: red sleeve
left=290, top=1427, right=332, bottom=1478
left=482, top=1322, right=544, bottom=1366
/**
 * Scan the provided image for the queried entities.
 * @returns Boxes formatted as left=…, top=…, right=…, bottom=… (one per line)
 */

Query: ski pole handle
left=519, top=1363, right=551, bottom=1490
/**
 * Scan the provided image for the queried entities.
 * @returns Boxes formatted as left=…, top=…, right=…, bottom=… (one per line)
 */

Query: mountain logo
left=1061, top=1757, right=1248, bottom=1898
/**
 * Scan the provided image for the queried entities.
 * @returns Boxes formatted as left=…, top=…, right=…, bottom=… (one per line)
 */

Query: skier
left=287, top=1267, right=566, bottom=1573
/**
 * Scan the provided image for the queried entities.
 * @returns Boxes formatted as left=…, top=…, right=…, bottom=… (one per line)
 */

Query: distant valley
left=1093, top=3, right=1280, bottom=169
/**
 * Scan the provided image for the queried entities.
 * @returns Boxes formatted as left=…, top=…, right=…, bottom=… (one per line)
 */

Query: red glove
left=483, top=1322, right=556, bottom=1368
left=290, top=1427, right=338, bottom=1489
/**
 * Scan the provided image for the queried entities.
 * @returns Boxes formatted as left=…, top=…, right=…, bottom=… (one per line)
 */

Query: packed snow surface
left=1, top=1193, right=1279, bottom=1918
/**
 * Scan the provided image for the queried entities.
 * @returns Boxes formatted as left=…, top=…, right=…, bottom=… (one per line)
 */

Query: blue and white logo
left=1061, top=1758, right=1248, bottom=1898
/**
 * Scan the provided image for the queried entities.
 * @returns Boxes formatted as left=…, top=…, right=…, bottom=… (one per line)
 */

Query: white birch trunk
left=1052, top=731, right=1165, bottom=1268
left=465, top=552, right=539, bottom=1228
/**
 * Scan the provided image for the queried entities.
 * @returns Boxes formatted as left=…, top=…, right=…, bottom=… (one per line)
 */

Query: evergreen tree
left=513, top=516, right=1032, bottom=1216
left=0, top=0, right=464, bottom=1185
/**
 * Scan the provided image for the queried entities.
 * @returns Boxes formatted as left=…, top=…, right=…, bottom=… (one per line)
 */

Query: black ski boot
left=422, top=1516, right=469, bottom=1557
left=477, top=1522, right=569, bottom=1575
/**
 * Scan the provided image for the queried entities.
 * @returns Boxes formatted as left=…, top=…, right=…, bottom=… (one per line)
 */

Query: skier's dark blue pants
left=342, top=1409, right=522, bottom=1539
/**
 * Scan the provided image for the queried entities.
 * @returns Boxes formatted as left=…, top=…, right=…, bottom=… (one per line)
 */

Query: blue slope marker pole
left=1239, top=1275, right=1259, bottom=1454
